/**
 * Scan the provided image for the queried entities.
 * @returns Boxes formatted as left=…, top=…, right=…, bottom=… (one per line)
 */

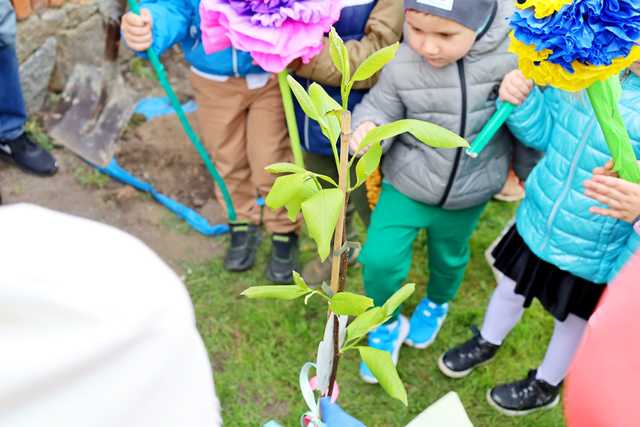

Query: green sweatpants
left=360, top=183, right=486, bottom=313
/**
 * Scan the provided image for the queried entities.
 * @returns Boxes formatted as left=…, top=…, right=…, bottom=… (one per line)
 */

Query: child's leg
left=536, top=314, right=587, bottom=386
left=359, top=184, right=425, bottom=313
left=189, top=73, right=257, bottom=224
left=424, top=203, right=487, bottom=305
left=246, top=78, right=300, bottom=234
left=404, top=203, right=486, bottom=348
left=480, top=275, right=526, bottom=345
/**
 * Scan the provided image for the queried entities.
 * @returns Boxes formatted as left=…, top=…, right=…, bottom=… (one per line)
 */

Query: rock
left=50, top=13, right=106, bottom=93
left=19, top=37, right=57, bottom=113
left=63, top=2, right=99, bottom=29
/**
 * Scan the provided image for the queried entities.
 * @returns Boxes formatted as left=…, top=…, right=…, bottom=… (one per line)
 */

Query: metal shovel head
left=48, top=63, right=136, bottom=167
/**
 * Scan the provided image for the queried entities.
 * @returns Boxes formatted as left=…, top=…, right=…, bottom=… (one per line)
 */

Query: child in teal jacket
left=439, top=65, right=640, bottom=416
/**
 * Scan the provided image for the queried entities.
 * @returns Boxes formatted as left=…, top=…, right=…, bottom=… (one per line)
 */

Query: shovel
left=48, top=0, right=135, bottom=167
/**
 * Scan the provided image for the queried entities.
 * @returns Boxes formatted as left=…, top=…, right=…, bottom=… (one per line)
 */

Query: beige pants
left=190, top=72, right=299, bottom=234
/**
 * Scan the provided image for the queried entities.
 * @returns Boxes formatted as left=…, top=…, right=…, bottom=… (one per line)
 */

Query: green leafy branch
left=242, top=27, right=468, bottom=407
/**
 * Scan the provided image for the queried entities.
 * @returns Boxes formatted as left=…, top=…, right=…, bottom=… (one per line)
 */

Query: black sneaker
left=0, top=133, right=58, bottom=176
left=224, top=223, right=260, bottom=272
left=487, top=370, right=561, bottom=416
left=438, top=326, right=499, bottom=379
left=266, top=232, right=298, bottom=284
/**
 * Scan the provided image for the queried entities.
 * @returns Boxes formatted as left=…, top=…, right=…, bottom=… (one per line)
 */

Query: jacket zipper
left=539, top=119, right=598, bottom=252
left=438, top=59, right=467, bottom=207
left=232, top=47, right=239, bottom=77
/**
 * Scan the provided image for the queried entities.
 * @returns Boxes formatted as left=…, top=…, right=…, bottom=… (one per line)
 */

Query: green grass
left=185, top=202, right=565, bottom=427
left=25, top=119, right=55, bottom=151
left=73, top=165, right=110, bottom=189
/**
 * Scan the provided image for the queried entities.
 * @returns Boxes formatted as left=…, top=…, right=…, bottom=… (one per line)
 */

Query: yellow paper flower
left=515, top=0, right=573, bottom=18
left=509, top=34, right=640, bottom=92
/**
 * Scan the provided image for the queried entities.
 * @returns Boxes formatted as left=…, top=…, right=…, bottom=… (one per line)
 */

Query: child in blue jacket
left=439, top=65, right=640, bottom=416
left=122, top=0, right=300, bottom=283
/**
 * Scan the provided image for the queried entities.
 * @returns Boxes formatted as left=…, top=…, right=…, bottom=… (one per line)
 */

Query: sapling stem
left=327, top=111, right=352, bottom=398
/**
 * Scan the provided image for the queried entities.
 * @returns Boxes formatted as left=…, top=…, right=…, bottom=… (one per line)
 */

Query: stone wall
left=14, top=0, right=129, bottom=113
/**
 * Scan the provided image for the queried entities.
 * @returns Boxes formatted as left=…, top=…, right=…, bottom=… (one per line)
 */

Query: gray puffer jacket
left=0, top=0, right=16, bottom=48
left=352, top=0, right=539, bottom=210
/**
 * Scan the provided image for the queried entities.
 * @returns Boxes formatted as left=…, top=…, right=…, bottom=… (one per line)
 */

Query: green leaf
left=301, top=188, right=345, bottom=261
left=292, top=271, right=311, bottom=291
left=330, top=292, right=374, bottom=316
left=382, top=283, right=415, bottom=317
left=356, top=119, right=469, bottom=155
left=358, top=346, right=408, bottom=406
left=320, top=112, right=342, bottom=147
left=265, top=162, right=307, bottom=175
left=287, top=75, right=319, bottom=121
left=354, top=141, right=382, bottom=189
left=265, top=173, right=318, bottom=221
left=308, top=83, right=342, bottom=115
left=351, top=42, right=399, bottom=83
left=329, top=27, right=349, bottom=82
left=241, top=285, right=310, bottom=300
left=265, top=173, right=308, bottom=209
left=345, top=307, right=388, bottom=344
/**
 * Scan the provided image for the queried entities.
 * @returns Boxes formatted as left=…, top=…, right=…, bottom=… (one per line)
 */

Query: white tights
left=480, top=276, right=588, bottom=386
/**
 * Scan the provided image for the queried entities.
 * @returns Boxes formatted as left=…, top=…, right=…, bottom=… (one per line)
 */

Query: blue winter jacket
left=507, top=73, right=640, bottom=284
left=137, top=0, right=263, bottom=76
left=294, top=0, right=378, bottom=156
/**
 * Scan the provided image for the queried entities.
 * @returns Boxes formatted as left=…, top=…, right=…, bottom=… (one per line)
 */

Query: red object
left=564, top=252, right=640, bottom=427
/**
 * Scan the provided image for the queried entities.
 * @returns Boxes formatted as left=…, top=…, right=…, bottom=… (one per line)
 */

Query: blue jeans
left=0, top=44, right=27, bottom=141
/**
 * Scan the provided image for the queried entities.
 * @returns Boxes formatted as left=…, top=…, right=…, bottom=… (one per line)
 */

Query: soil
left=0, top=50, right=228, bottom=273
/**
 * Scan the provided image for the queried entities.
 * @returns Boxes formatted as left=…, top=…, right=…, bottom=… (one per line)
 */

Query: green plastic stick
left=277, top=71, right=305, bottom=168
left=466, top=102, right=515, bottom=158
left=127, top=0, right=237, bottom=222
left=586, top=76, right=640, bottom=183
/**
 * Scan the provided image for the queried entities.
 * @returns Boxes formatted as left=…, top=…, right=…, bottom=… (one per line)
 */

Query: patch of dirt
left=0, top=49, right=229, bottom=272
left=118, top=112, right=225, bottom=213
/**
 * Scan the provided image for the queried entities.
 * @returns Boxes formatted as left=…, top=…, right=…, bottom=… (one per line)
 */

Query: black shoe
left=487, top=370, right=561, bottom=416
left=224, top=223, right=260, bottom=272
left=438, top=326, right=499, bottom=379
left=0, top=133, right=58, bottom=176
left=266, top=232, right=298, bottom=284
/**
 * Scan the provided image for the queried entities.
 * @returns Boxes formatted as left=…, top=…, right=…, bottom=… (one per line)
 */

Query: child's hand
left=499, top=70, right=533, bottom=105
left=584, top=174, right=640, bottom=223
left=350, top=121, right=377, bottom=157
left=592, top=160, right=618, bottom=178
left=122, top=9, right=153, bottom=52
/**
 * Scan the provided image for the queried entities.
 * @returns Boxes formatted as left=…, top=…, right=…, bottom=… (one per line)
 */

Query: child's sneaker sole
left=437, top=353, right=495, bottom=379
left=486, top=390, right=560, bottom=417
left=360, top=315, right=410, bottom=385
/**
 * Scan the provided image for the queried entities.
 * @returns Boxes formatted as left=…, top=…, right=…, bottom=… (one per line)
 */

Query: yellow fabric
left=515, top=0, right=573, bottom=18
left=509, top=34, right=640, bottom=92
left=365, top=167, right=382, bottom=209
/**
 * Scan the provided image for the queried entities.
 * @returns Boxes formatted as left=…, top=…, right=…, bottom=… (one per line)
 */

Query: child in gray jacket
left=351, top=0, right=537, bottom=384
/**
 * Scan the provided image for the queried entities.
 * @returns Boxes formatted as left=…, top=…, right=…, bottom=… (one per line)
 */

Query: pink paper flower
left=200, top=0, right=342, bottom=73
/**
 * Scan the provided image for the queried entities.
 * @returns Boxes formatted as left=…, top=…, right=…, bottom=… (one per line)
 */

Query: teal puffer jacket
left=507, top=73, right=640, bottom=284
left=137, top=0, right=263, bottom=76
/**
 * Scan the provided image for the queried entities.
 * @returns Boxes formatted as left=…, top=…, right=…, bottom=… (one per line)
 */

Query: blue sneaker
left=404, top=298, right=448, bottom=349
left=359, top=315, right=409, bottom=384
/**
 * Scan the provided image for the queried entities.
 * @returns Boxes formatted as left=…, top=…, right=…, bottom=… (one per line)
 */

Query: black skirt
left=492, top=225, right=606, bottom=321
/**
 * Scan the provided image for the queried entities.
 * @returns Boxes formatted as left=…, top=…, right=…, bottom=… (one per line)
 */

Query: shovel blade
left=48, top=64, right=136, bottom=167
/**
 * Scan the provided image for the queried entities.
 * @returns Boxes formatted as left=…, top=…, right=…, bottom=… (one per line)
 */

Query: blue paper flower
left=511, top=0, right=640, bottom=72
